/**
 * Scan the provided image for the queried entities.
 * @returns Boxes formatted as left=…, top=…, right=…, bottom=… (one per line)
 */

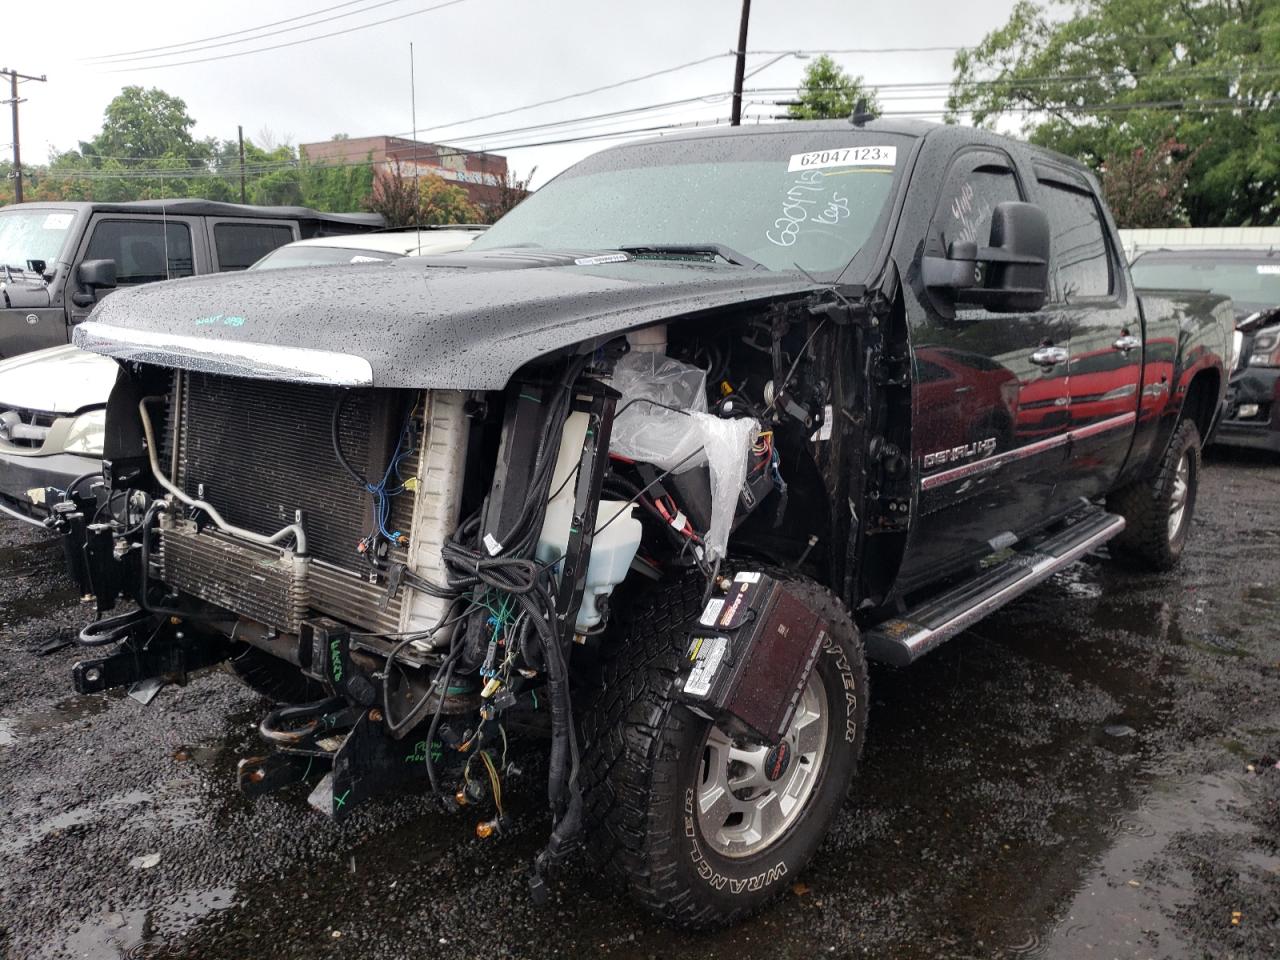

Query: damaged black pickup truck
left=58, top=120, right=1232, bottom=927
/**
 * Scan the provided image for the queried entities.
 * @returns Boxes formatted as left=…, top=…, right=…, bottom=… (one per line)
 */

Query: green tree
left=787, top=55, right=880, bottom=120
left=948, top=0, right=1280, bottom=226
left=299, top=147, right=375, bottom=212
left=83, top=86, right=211, bottom=166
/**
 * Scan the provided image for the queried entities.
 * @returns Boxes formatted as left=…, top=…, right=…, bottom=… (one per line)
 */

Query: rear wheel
left=1107, top=418, right=1201, bottom=571
left=581, top=573, right=868, bottom=928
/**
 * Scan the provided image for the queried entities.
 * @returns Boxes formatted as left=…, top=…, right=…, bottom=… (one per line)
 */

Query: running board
left=863, top=510, right=1125, bottom=667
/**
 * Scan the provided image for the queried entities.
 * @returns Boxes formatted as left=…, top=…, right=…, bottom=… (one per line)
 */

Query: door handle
left=1113, top=334, right=1141, bottom=352
left=1029, top=346, right=1069, bottom=367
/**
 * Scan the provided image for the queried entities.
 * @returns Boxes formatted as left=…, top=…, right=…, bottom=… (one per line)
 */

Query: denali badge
left=922, top=437, right=998, bottom=469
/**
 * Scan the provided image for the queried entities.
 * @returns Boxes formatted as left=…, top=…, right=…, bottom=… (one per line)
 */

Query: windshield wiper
left=616, top=243, right=765, bottom=271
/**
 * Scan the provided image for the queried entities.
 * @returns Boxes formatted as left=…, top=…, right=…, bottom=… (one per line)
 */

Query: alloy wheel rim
left=695, top=672, right=828, bottom=859
left=1168, top=451, right=1191, bottom=541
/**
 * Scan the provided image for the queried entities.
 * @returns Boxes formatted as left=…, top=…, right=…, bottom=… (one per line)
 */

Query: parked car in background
left=0, top=227, right=479, bottom=526
left=1131, top=248, right=1280, bottom=455
left=0, top=200, right=383, bottom=360
left=250, top=225, right=486, bottom=269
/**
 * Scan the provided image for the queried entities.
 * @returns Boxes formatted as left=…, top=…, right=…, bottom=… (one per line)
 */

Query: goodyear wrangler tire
left=1106, top=418, right=1201, bottom=572
left=580, top=573, right=868, bottom=928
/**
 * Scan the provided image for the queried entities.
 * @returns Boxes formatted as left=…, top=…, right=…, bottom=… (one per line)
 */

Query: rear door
left=899, top=148, right=1073, bottom=588
left=1032, top=166, right=1141, bottom=501
left=205, top=219, right=298, bottom=272
left=68, top=214, right=207, bottom=324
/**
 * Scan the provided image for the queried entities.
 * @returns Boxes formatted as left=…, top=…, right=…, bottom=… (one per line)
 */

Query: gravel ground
left=1, top=451, right=1279, bottom=959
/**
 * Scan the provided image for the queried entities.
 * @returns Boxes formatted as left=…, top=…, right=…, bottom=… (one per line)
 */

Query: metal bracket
left=306, top=709, right=434, bottom=820
left=72, top=626, right=232, bottom=695
left=553, top=384, right=617, bottom=647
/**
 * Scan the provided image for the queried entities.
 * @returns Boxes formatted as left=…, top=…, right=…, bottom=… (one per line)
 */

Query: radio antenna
left=410, top=41, right=421, bottom=250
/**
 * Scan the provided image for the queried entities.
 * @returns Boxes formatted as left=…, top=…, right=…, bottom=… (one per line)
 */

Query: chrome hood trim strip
left=73, top=321, right=374, bottom=388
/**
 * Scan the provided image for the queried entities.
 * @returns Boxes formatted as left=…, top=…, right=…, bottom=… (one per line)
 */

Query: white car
left=0, top=228, right=483, bottom=526
left=250, top=226, right=487, bottom=269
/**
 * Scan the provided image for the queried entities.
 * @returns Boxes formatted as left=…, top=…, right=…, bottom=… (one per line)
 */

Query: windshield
left=0, top=208, right=75, bottom=271
left=251, top=245, right=403, bottom=270
left=1131, top=255, right=1280, bottom=310
left=471, top=131, right=907, bottom=273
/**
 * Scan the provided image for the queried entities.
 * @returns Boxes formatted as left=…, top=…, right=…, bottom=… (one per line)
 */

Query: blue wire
left=367, top=410, right=418, bottom=545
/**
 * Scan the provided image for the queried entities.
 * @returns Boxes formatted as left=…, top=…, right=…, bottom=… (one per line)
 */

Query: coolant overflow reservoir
left=537, top=498, right=642, bottom=632
left=537, top=411, right=642, bottom=632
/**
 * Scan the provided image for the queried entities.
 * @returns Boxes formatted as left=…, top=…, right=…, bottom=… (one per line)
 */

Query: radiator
left=157, top=372, right=467, bottom=637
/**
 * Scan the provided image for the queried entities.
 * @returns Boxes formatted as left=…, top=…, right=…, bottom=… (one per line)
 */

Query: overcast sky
left=10, top=0, right=1021, bottom=188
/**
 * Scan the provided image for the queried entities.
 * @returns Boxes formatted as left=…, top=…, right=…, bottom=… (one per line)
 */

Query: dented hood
left=73, top=250, right=821, bottom=389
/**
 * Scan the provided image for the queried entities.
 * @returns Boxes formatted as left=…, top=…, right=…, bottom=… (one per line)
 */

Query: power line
left=36, top=91, right=1266, bottom=186
left=35, top=118, right=735, bottom=181
left=58, top=90, right=737, bottom=164
left=84, top=0, right=401, bottom=62
left=93, top=0, right=419, bottom=65
left=410, top=51, right=737, bottom=136
left=105, top=0, right=475, bottom=72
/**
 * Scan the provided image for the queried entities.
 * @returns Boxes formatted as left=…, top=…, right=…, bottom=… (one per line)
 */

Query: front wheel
left=1107, top=418, right=1201, bottom=571
left=581, top=575, right=869, bottom=928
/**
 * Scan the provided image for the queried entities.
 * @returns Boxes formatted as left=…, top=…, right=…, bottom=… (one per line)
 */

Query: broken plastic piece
left=608, top=352, right=757, bottom=559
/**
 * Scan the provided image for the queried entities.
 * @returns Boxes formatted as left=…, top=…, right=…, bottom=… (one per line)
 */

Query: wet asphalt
left=1, top=450, right=1279, bottom=960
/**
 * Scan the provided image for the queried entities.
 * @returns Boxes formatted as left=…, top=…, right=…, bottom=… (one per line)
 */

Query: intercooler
left=156, top=371, right=467, bottom=637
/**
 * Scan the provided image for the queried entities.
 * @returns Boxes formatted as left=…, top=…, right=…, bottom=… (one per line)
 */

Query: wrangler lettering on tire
left=581, top=572, right=869, bottom=928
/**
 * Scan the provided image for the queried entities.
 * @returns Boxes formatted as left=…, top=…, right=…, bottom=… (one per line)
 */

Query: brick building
left=300, top=136, right=508, bottom=210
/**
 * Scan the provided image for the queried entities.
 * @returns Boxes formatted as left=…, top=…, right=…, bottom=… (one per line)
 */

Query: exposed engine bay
left=59, top=290, right=908, bottom=898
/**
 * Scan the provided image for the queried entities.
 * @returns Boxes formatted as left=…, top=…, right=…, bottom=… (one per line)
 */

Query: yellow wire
left=479, top=750, right=503, bottom=817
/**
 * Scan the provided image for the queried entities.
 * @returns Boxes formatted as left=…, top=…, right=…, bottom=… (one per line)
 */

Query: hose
left=77, top=607, right=151, bottom=647
left=138, top=397, right=306, bottom=555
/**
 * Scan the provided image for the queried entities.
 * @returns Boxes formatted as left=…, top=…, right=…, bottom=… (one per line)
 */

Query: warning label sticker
left=684, top=635, right=728, bottom=698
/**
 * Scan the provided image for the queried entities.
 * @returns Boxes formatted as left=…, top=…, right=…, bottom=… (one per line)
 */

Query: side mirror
left=72, top=259, right=117, bottom=308
left=922, top=201, right=1050, bottom=315
left=78, top=259, right=117, bottom=290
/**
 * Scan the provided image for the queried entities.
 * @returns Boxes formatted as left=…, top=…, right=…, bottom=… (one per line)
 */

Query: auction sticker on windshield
left=787, top=146, right=896, bottom=173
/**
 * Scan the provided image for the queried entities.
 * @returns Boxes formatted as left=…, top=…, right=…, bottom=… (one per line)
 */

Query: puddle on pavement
left=0, top=692, right=117, bottom=747
left=51, top=887, right=240, bottom=960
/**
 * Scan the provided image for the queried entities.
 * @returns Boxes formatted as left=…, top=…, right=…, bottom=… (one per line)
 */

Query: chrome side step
left=863, top=510, right=1125, bottom=666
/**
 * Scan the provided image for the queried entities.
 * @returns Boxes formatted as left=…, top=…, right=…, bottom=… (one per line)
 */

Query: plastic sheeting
left=609, top=352, right=758, bottom=560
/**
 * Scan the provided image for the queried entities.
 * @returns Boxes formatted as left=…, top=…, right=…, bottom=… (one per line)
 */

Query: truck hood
left=0, top=344, right=118, bottom=413
left=73, top=250, right=823, bottom=389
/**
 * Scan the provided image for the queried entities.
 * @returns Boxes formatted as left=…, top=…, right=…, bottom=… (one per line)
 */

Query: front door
left=68, top=215, right=205, bottom=325
left=898, top=148, right=1073, bottom=590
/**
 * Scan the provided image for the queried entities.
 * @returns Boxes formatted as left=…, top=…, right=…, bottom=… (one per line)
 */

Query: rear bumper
left=1214, top=366, right=1280, bottom=454
left=0, top=448, right=100, bottom=524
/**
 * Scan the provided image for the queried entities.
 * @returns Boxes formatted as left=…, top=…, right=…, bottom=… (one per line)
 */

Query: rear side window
left=213, top=222, right=295, bottom=271
left=84, top=219, right=194, bottom=284
left=933, top=161, right=1022, bottom=253
left=1038, top=181, right=1112, bottom=299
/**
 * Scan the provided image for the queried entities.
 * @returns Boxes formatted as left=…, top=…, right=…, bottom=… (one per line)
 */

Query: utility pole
left=237, top=125, right=247, bottom=204
left=2, top=67, right=47, bottom=204
left=730, top=0, right=752, bottom=126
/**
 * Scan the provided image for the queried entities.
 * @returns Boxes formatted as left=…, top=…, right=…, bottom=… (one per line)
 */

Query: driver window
left=84, top=218, right=194, bottom=285
left=931, top=159, right=1023, bottom=254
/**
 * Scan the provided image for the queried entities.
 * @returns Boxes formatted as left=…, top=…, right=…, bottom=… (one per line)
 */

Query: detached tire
left=581, top=573, right=868, bottom=928
left=1107, top=418, right=1201, bottom=571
